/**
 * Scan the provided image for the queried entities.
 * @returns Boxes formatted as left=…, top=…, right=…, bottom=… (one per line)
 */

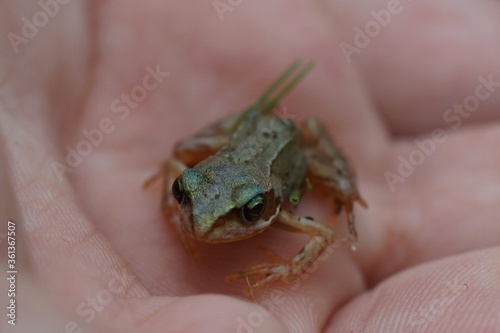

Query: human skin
left=1, top=1, right=500, bottom=332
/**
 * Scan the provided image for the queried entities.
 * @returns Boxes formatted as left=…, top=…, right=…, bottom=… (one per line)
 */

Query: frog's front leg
left=301, top=118, right=367, bottom=244
left=226, top=210, right=333, bottom=291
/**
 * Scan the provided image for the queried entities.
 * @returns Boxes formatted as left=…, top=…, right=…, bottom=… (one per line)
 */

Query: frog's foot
left=226, top=236, right=330, bottom=292
left=224, top=247, right=291, bottom=293
left=233, top=247, right=289, bottom=292
left=226, top=235, right=332, bottom=294
left=227, top=211, right=334, bottom=293
left=225, top=261, right=297, bottom=292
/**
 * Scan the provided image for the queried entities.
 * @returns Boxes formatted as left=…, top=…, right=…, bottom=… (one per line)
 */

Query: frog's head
left=171, top=165, right=280, bottom=243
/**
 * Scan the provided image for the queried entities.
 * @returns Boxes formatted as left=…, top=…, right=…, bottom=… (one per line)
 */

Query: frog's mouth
left=178, top=205, right=195, bottom=236
left=182, top=203, right=281, bottom=243
left=207, top=211, right=281, bottom=243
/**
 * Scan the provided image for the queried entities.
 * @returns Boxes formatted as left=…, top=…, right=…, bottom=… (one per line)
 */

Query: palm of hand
left=3, top=1, right=500, bottom=332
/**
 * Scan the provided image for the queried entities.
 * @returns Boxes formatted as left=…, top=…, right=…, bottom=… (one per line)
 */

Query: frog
left=145, top=60, right=367, bottom=291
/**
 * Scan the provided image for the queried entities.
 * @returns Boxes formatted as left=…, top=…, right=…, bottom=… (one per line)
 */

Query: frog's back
left=219, top=112, right=307, bottom=198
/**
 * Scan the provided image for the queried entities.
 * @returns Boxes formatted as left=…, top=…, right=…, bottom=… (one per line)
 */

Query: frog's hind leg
left=226, top=210, right=334, bottom=292
left=301, top=118, right=367, bottom=245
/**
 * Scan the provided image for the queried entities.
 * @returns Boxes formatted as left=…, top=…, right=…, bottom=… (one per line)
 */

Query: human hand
left=1, top=1, right=499, bottom=332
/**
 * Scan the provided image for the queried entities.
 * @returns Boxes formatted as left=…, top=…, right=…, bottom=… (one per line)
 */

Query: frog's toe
left=225, top=262, right=278, bottom=282
left=226, top=262, right=295, bottom=293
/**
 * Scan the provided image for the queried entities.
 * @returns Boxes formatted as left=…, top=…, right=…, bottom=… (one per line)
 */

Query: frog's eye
left=240, top=194, right=266, bottom=223
left=172, top=177, right=185, bottom=204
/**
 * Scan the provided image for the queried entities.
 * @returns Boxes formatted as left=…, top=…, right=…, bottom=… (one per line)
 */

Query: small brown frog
left=146, top=60, right=367, bottom=290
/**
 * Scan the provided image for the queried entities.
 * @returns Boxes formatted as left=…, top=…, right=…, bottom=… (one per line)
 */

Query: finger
left=133, top=295, right=290, bottom=333
left=327, top=247, right=500, bottom=332
left=331, top=0, right=500, bottom=135
left=358, top=124, right=500, bottom=283
left=1, top=112, right=150, bottom=304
